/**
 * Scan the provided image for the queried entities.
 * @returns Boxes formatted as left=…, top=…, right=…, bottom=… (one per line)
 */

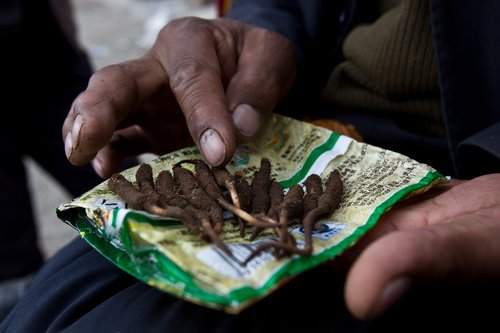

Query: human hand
left=342, top=173, right=500, bottom=320
left=62, top=17, right=296, bottom=178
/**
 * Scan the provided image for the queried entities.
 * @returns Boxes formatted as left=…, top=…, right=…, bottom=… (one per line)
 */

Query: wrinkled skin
left=62, top=17, right=295, bottom=177
left=342, top=175, right=500, bottom=319
left=62, top=17, right=500, bottom=321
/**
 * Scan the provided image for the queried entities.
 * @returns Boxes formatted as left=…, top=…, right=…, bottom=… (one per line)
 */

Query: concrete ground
left=31, top=0, right=216, bottom=259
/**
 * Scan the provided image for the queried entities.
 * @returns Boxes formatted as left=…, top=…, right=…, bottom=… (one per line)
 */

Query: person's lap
left=2, top=235, right=498, bottom=333
left=2, top=101, right=496, bottom=331
left=0, top=237, right=363, bottom=333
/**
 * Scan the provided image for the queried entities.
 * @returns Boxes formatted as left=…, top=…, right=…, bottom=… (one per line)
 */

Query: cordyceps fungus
left=250, top=158, right=272, bottom=215
left=212, top=165, right=241, bottom=212
left=212, top=165, right=246, bottom=236
left=169, top=164, right=233, bottom=256
left=172, top=163, right=225, bottom=234
left=243, top=169, right=344, bottom=264
left=108, top=165, right=198, bottom=236
left=155, top=168, right=216, bottom=241
left=234, top=172, right=252, bottom=236
left=107, top=159, right=344, bottom=263
left=301, top=169, right=343, bottom=253
left=267, top=180, right=285, bottom=223
left=247, top=157, right=274, bottom=240
left=243, top=183, right=305, bottom=264
left=249, top=180, right=284, bottom=241
left=187, top=159, right=279, bottom=231
left=108, top=172, right=160, bottom=212
left=275, top=183, right=304, bottom=253
left=302, top=174, right=323, bottom=215
left=113, top=163, right=231, bottom=256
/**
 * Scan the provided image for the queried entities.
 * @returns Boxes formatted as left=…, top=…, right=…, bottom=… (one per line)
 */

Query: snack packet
left=57, top=113, right=446, bottom=313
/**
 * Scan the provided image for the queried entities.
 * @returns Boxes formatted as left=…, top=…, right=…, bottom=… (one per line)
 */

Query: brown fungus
left=108, top=160, right=344, bottom=263
left=190, top=159, right=279, bottom=231
left=244, top=169, right=343, bottom=263
left=302, top=169, right=343, bottom=253
left=250, top=157, right=272, bottom=215
left=244, top=183, right=305, bottom=263
left=107, top=172, right=199, bottom=236
left=173, top=164, right=224, bottom=233
left=302, top=173, right=323, bottom=215
left=249, top=180, right=284, bottom=241
left=212, top=165, right=247, bottom=237
left=154, top=169, right=201, bottom=235
left=234, top=172, right=252, bottom=236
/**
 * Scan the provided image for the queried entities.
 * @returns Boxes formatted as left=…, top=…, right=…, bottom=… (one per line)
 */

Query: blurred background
left=30, top=0, right=217, bottom=259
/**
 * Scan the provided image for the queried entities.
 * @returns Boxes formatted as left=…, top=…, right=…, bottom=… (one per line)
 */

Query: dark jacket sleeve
left=226, top=0, right=351, bottom=118
left=430, top=0, right=500, bottom=178
left=457, top=123, right=500, bottom=177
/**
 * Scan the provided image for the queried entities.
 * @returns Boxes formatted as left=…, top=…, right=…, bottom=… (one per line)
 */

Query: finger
left=225, top=26, right=296, bottom=142
left=89, top=126, right=153, bottom=179
left=345, top=215, right=500, bottom=320
left=336, top=181, right=457, bottom=265
left=159, top=17, right=236, bottom=167
left=379, top=175, right=500, bottom=231
left=346, top=176, right=495, bottom=258
left=63, top=56, right=166, bottom=166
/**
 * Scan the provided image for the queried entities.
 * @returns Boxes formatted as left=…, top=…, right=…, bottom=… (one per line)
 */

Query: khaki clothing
left=322, top=0, right=444, bottom=136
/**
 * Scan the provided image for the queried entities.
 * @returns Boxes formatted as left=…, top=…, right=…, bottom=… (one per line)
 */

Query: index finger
left=157, top=17, right=237, bottom=167
left=62, top=56, right=167, bottom=166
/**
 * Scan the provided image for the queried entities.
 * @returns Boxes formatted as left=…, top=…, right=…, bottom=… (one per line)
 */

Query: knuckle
left=168, top=60, right=212, bottom=123
left=169, top=60, right=205, bottom=93
left=163, top=16, right=207, bottom=35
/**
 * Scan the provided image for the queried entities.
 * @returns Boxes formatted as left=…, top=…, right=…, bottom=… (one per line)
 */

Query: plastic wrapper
left=57, top=113, right=447, bottom=313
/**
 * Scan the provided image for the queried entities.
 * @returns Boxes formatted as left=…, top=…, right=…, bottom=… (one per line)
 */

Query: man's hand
left=343, top=173, right=500, bottom=320
left=62, top=17, right=296, bottom=178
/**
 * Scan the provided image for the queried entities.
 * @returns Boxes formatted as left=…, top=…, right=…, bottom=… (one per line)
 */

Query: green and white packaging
left=57, top=113, right=446, bottom=313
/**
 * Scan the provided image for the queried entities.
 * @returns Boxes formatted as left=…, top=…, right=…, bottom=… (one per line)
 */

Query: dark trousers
left=0, top=54, right=104, bottom=281
left=0, top=0, right=106, bottom=282
left=1, top=236, right=498, bottom=333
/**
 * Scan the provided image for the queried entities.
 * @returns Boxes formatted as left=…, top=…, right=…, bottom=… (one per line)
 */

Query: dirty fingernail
left=232, top=104, right=260, bottom=137
left=369, top=277, right=411, bottom=320
left=199, top=128, right=226, bottom=166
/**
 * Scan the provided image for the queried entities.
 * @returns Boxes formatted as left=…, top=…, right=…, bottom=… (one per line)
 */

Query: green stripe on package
left=56, top=113, right=447, bottom=313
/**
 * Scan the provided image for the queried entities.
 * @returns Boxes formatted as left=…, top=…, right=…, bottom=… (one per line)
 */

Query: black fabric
left=429, top=0, right=500, bottom=178
left=0, top=0, right=103, bottom=281
left=1, top=237, right=499, bottom=332
left=0, top=0, right=22, bottom=28
left=0, top=238, right=362, bottom=333
left=1, top=0, right=499, bottom=331
left=459, top=122, right=500, bottom=177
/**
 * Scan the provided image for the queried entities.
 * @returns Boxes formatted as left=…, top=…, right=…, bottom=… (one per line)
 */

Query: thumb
left=345, top=216, right=500, bottom=320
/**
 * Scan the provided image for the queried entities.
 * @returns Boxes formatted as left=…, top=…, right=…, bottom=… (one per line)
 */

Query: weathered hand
left=343, top=173, right=500, bottom=320
left=62, top=17, right=296, bottom=178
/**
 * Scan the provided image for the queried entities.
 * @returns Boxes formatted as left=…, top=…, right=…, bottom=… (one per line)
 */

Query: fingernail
left=232, top=104, right=260, bottom=137
left=370, top=277, right=411, bottom=320
left=72, top=114, right=83, bottom=146
left=199, top=128, right=226, bottom=166
left=64, top=132, right=73, bottom=159
left=91, top=158, right=104, bottom=179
